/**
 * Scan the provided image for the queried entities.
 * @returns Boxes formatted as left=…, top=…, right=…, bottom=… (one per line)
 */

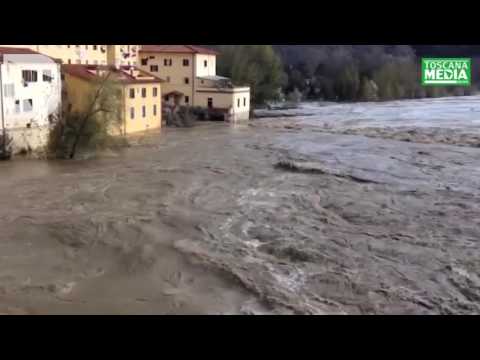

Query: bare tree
left=50, top=71, right=123, bottom=159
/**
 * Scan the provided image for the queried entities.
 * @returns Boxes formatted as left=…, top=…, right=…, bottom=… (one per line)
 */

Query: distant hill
left=412, top=46, right=480, bottom=57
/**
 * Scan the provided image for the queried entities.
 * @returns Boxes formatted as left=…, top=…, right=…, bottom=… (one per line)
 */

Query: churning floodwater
left=1, top=96, right=480, bottom=314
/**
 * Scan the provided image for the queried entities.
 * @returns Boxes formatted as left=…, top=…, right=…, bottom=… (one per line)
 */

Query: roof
left=0, top=46, right=43, bottom=63
left=140, top=45, right=219, bottom=55
left=62, top=64, right=164, bottom=85
left=197, top=75, right=231, bottom=81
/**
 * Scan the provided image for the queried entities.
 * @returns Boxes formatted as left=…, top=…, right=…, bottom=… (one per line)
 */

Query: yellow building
left=0, top=45, right=139, bottom=66
left=62, top=65, right=163, bottom=135
left=138, top=45, right=251, bottom=121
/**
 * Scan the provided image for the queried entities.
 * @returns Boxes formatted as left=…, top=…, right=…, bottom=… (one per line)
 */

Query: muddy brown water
left=1, top=100, right=480, bottom=314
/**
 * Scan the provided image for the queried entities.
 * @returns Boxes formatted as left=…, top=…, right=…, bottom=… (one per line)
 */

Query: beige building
left=62, top=64, right=163, bottom=135
left=138, top=45, right=250, bottom=121
left=0, top=45, right=139, bottom=66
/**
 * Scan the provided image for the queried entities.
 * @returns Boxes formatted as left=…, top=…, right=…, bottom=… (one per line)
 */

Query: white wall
left=1, top=54, right=61, bottom=152
left=1, top=54, right=61, bottom=128
left=195, top=54, right=216, bottom=77
left=194, top=87, right=250, bottom=122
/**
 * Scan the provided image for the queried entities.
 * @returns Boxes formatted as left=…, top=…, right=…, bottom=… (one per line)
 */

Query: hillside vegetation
left=207, top=45, right=479, bottom=105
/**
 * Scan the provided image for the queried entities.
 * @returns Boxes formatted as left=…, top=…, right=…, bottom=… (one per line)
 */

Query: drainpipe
left=0, top=63, right=6, bottom=155
left=192, top=54, right=195, bottom=107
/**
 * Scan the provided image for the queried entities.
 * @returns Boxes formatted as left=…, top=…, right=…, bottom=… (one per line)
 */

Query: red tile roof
left=0, top=46, right=42, bottom=62
left=140, top=45, right=219, bottom=55
left=62, top=64, right=164, bottom=84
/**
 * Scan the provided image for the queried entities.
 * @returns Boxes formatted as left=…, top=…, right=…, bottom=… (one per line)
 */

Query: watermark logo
left=422, top=58, right=471, bottom=86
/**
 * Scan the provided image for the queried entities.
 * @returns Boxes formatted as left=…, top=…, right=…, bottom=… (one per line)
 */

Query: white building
left=0, top=47, right=62, bottom=154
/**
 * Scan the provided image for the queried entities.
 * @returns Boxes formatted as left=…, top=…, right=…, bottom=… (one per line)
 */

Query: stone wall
left=8, top=126, right=49, bottom=156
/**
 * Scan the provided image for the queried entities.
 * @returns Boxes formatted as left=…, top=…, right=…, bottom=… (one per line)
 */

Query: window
left=142, top=106, right=146, bottom=118
left=237, top=98, right=240, bottom=108
left=129, top=88, right=135, bottom=99
left=153, top=87, right=158, bottom=97
left=164, top=59, right=172, bottom=66
left=185, top=96, right=189, bottom=104
left=85, top=60, right=89, bottom=64
left=3, top=84, right=14, bottom=98
left=164, top=95, right=169, bottom=102
left=150, top=65, right=158, bottom=72
left=141, top=58, right=148, bottom=66
left=153, top=105, right=157, bottom=116
left=130, top=107, right=135, bottom=119
left=93, top=45, right=98, bottom=50
left=208, top=98, right=213, bottom=108
left=184, top=77, right=189, bottom=85
left=204, top=60, right=208, bottom=68
left=68, top=59, right=71, bottom=64
left=244, top=97, right=247, bottom=106
left=183, top=59, right=189, bottom=66
left=15, top=100, right=20, bottom=113
left=142, top=88, right=147, bottom=98
left=23, top=99, right=33, bottom=112
left=43, top=70, right=53, bottom=82
left=22, top=70, right=38, bottom=83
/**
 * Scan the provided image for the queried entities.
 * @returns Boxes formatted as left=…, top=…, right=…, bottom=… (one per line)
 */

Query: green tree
left=217, top=45, right=285, bottom=105
left=359, top=77, right=378, bottom=101
left=334, top=64, right=360, bottom=100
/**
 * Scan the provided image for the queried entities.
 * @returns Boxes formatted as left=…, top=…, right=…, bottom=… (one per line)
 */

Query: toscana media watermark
left=422, top=58, right=471, bottom=86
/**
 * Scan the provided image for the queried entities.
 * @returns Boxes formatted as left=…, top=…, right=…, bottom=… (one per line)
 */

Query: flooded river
left=1, top=96, right=480, bottom=314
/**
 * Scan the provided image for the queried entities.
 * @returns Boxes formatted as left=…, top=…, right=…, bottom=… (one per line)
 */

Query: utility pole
left=0, top=62, right=6, bottom=158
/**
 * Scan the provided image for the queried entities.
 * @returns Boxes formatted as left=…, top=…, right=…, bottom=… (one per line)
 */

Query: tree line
left=209, top=45, right=479, bottom=106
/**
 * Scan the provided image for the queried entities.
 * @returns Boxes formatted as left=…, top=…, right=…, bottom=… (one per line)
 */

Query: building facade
left=62, top=64, right=163, bottom=135
left=0, top=47, right=62, bottom=153
left=138, top=45, right=251, bottom=121
left=0, top=45, right=139, bottom=66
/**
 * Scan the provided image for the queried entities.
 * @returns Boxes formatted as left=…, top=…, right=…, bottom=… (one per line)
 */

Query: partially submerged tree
left=49, top=72, right=124, bottom=159
left=286, top=88, right=303, bottom=104
left=0, top=132, right=12, bottom=160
